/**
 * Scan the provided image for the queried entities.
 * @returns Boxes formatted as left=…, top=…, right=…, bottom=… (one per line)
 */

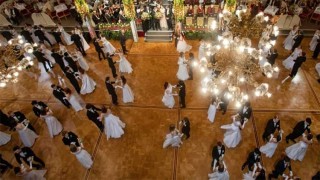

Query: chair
left=299, top=8, right=313, bottom=20
left=197, top=16, right=204, bottom=26
left=46, top=9, right=57, bottom=20
left=186, top=17, right=193, bottom=25
left=310, top=12, right=320, bottom=24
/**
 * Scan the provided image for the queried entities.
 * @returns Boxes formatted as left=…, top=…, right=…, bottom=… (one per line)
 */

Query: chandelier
left=0, top=35, right=35, bottom=88
left=198, top=8, right=279, bottom=107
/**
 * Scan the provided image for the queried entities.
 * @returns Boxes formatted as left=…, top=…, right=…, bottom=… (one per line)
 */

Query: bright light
left=216, top=45, right=221, bottom=50
left=239, top=77, right=245, bottom=82
left=248, top=48, right=253, bottom=54
left=219, top=13, right=223, bottom=18
left=6, top=74, right=12, bottom=79
left=274, top=31, right=279, bottom=36
left=236, top=101, right=241, bottom=108
left=29, top=61, right=34, bottom=65
left=222, top=9, right=227, bottom=14
left=266, top=92, right=272, bottom=98
left=33, top=43, right=38, bottom=47
left=200, top=67, right=205, bottom=73
left=258, top=12, right=264, bottom=16
left=211, top=21, right=217, bottom=30
left=18, top=39, right=24, bottom=44
left=266, top=43, right=271, bottom=49
left=202, top=87, right=207, bottom=93
left=266, top=73, right=272, bottom=78
left=203, top=77, right=209, bottom=83
left=270, top=40, right=276, bottom=46
left=255, top=91, right=260, bottom=96
left=273, top=26, right=279, bottom=31
left=214, top=88, right=219, bottom=94
left=193, top=61, right=198, bottom=67
left=228, top=71, right=232, bottom=75
left=218, top=36, right=223, bottom=41
left=243, top=94, right=249, bottom=100
left=27, top=49, right=33, bottom=53
left=0, top=82, right=6, bottom=87
left=273, top=67, right=279, bottom=72
left=259, top=56, right=263, bottom=61
left=226, top=93, right=232, bottom=99
left=239, top=46, right=245, bottom=52
left=264, top=16, right=269, bottom=22
left=26, top=56, right=31, bottom=61
left=206, top=51, right=211, bottom=56
left=8, top=40, right=12, bottom=45
left=221, top=79, right=226, bottom=83
left=13, top=72, right=19, bottom=77
left=17, top=66, right=22, bottom=71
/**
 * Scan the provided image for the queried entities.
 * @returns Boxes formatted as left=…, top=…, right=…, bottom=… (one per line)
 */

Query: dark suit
left=64, top=56, right=78, bottom=73
left=105, top=80, right=118, bottom=105
left=20, top=30, right=34, bottom=44
left=50, top=31, right=62, bottom=44
left=181, top=118, right=190, bottom=139
left=177, top=81, right=186, bottom=108
left=211, top=145, right=225, bottom=167
left=188, top=57, right=195, bottom=80
left=262, top=119, right=281, bottom=141
left=166, top=8, right=173, bottom=30
left=1, top=31, right=14, bottom=41
left=0, top=110, right=16, bottom=130
left=34, top=29, right=52, bottom=46
left=52, top=86, right=70, bottom=108
left=32, top=101, right=48, bottom=117
left=286, top=120, right=311, bottom=142
left=62, top=131, right=80, bottom=147
left=51, top=52, right=65, bottom=72
left=9, top=111, right=36, bottom=132
left=0, top=155, right=13, bottom=173
left=119, top=33, right=127, bottom=53
left=312, top=39, right=320, bottom=59
left=92, top=14, right=101, bottom=24
left=267, top=51, right=278, bottom=66
left=33, top=50, right=52, bottom=72
left=71, top=34, right=86, bottom=55
left=242, top=151, right=261, bottom=171
left=106, top=55, right=118, bottom=78
left=268, top=159, right=292, bottom=179
left=291, top=34, right=304, bottom=51
left=238, top=106, right=252, bottom=120
left=290, top=56, right=306, bottom=77
left=65, top=71, right=81, bottom=93
left=219, top=90, right=230, bottom=114
left=93, top=40, right=106, bottom=60
left=14, top=147, right=45, bottom=169
left=86, top=106, right=104, bottom=131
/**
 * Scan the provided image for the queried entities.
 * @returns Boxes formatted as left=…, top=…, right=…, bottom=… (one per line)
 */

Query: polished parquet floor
left=0, top=36, right=320, bottom=180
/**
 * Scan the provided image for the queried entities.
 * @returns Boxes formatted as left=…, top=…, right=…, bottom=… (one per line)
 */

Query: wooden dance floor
left=0, top=37, right=320, bottom=179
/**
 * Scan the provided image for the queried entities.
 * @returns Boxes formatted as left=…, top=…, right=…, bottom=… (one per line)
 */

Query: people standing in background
left=119, top=30, right=128, bottom=54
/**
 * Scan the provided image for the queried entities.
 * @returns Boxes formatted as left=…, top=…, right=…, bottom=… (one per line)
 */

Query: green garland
left=101, top=30, right=132, bottom=40
left=123, top=0, right=136, bottom=20
left=174, top=0, right=184, bottom=21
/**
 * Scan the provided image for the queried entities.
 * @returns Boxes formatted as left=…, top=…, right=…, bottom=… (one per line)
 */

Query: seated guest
left=207, top=4, right=216, bottom=17
left=197, top=4, right=204, bottom=16
left=187, top=5, right=194, bottom=16
left=92, top=11, right=101, bottom=25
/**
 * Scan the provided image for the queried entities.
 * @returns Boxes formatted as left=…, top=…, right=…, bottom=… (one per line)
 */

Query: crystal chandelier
left=198, top=8, right=279, bottom=107
left=0, top=35, right=36, bottom=88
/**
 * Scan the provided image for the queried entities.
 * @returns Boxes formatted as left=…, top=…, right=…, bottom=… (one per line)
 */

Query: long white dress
left=122, top=83, right=134, bottom=103
left=176, top=57, right=190, bottom=81
left=68, top=94, right=83, bottom=112
left=160, top=7, right=168, bottom=29
left=73, top=148, right=93, bottom=169
left=38, top=63, right=51, bottom=83
left=162, top=84, right=175, bottom=108
left=316, top=63, right=320, bottom=77
left=80, top=73, right=96, bottom=95
left=198, top=41, right=206, bottom=60
left=243, top=171, right=255, bottom=180
left=17, top=124, right=38, bottom=147
left=282, top=48, right=302, bottom=70
left=220, top=118, right=243, bottom=148
left=101, top=37, right=116, bottom=55
left=43, top=29, right=57, bottom=45
left=42, top=48, right=56, bottom=65
left=0, top=131, right=11, bottom=146
left=163, top=131, right=182, bottom=148
left=208, top=168, right=230, bottom=180
left=41, top=114, right=63, bottom=138
left=285, top=140, right=310, bottom=161
left=75, top=52, right=89, bottom=71
left=177, top=35, right=192, bottom=53
left=22, top=169, right=47, bottom=180
left=103, top=113, right=126, bottom=140
left=118, top=53, right=133, bottom=73
left=259, top=136, right=279, bottom=158
left=309, top=32, right=319, bottom=51
left=283, top=29, right=297, bottom=50
left=208, top=103, right=218, bottom=123
left=58, top=26, right=73, bottom=45
left=75, top=29, right=90, bottom=51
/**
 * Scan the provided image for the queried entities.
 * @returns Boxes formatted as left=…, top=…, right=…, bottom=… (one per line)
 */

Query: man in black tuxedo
left=219, top=89, right=230, bottom=115
left=13, top=146, right=45, bottom=170
left=312, top=39, right=320, bottom=59
left=120, top=30, right=128, bottom=54
left=71, top=31, right=86, bottom=56
left=286, top=117, right=311, bottom=143
left=0, top=110, right=16, bottom=130
left=51, top=84, right=71, bottom=108
left=50, top=30, right=62, bottom=44
left=34, top=26, right=52, bottom=47
left=51, top=50, right=66, bottom=73
left=267, top=48, right=278, bottom=66
left=262, top=115, right=281, bottom=142
left=154, top=8, right=161, bottom=30
left=33, top=50, right=52, bottom=72
left=85, top=104, right=104, bottom=132
left=31, top=100, right=48, bottom=117
left=149, top=7, right=155, bottom=30
left=0, top=154, right=13, bottom=174
left=93, top=38, right=106, bottom=61
left=211, top=141, right=225, bottom=169
left=8, top=111, right=36, bottom=133
left=20, top=27, right=34, bottom=44
left=1, top=27, right=14, bottom=41
left=268, top=156, right=293, bottom=179
left=105, top=76, right=118, bottom=105
left=92, top=11, right=101, bottom=25
left=291, top=30, right=304, bottom=51
left=176, top=80, right=186, bottom=108
left=62, top=131, right=82, bottom=147
left=65, top=67, right=81, bottom=94
left=166, top=5, right=173, bottom=30
left=188, top=52, right=195, bottom=80
left=106, top=53, right=118, bottom=78
left=64, top=53, right=78, bottom=73
left=237, top=101, right=252, bottom=121
left=180, top=117, right=190, bottom=139
left=241, top=148, right=262, bottom=171
left=281, top=52, right=307, bottom=84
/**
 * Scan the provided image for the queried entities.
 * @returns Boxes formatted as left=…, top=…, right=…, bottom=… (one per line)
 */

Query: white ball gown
left=162, top=84, right=176, bottom=108
left=80, top=73, right=96, bottom=95
left=316, top=63, right=320, bottom=77
left=176, top=57, right=190, bottom=81
left=163, top=130, right=182, bottom=148
left=101, top=37, right=116, bottom=55
left=38, top=62, right=51, bottom=83
left=283, top=29, right=297, bottom=50
left=103, top=112, right=126, bottom=140
left=0, top=131, right=11, bottom=146
left=42, top=48, right=56, bottom=65
left=58, top=26, right=73, bottom=45
left=220, top=116, right=245, bottom=148
left=259, top=135, right=280, bottom=158
left=160, top=7, right=168, bottom=29
left=68, top=94, right=83, bottom=112
left=309, top=32, right=319, bottom=51
left=177, top=35, right=192, bottom=53
left=208, top=102, right=218, bottom=123
left=122, top=83, right=134, bottom=103
left=285, top=140, right=310, bottom=161
left=16, top=123, right=38, bottom=147
left=282, top=48, right=302, bottom=70
left=72, top=147, right=93, bottom=169
left=198, top=41, right=206, bottom=60
left=75, top=51, right=89, bottom=71
left=75, top=29, right=90, bottom=51
left=118, top=53, right=133, bottom=74
left=22, top=169, right=47, bottom=180
left=41, top=114, right=63, bottom=138
left=243, top=171, right=255, bottom=180
left=208, top=167, right=230, bottom=180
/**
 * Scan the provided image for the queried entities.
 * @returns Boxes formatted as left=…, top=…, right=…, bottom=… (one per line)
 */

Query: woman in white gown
left=40, top=110, right=63, bottom=138
left=100, top=107, right=125, bottom=140
left=283, top=25, right=298, bottom=50
left=163, top=125, right=183, bottom=148
left=70, top=145, right=93, bottom=169
left=208, top=162, right=230, bottom=180
left=159, top=5, right=168, bottom=29
left=309, top=30, right=320, bottom=51
left=198, top=39, right=206, bottom=60
left=65, top=88, right=83, bottom=112
left=79, top=69, right=96, bottom=95
left=176, top=53, right=190, bottom=81
left=101, top=37, right=116, bottom=55
left=285, top=133, right=313, bottom=161
left=37, top=62, right=52, bottom=83
left=260, top=132, right=283, bottom=158
left=220, top=115, right=247, bottom=148
left=208, top=97, right=220, bottom=123
left=40, top=44, right=56, bottom=65
left=15, top=123, right=38, bottom=147
left=162, top=82, right=177, bottom=108
left=75, top=27, right=90, bottom=51
left=0, top=131, right=11, bottom=146
left=74, top=50, right=89, bottom=71
left=282, top=46, right=302, bottom=70
left=40, top=25, right=56, bottom=45
left=117, top=51, right=133, bottom=74
left=118, top=76, right=134, bottom=103
left=177, top=33, right=192, bottom=53
left=57, top=24, right=73, bottom=45
left=14, top=167, right=47, bottom=180
left=243, top=168, right=266, bottom=180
